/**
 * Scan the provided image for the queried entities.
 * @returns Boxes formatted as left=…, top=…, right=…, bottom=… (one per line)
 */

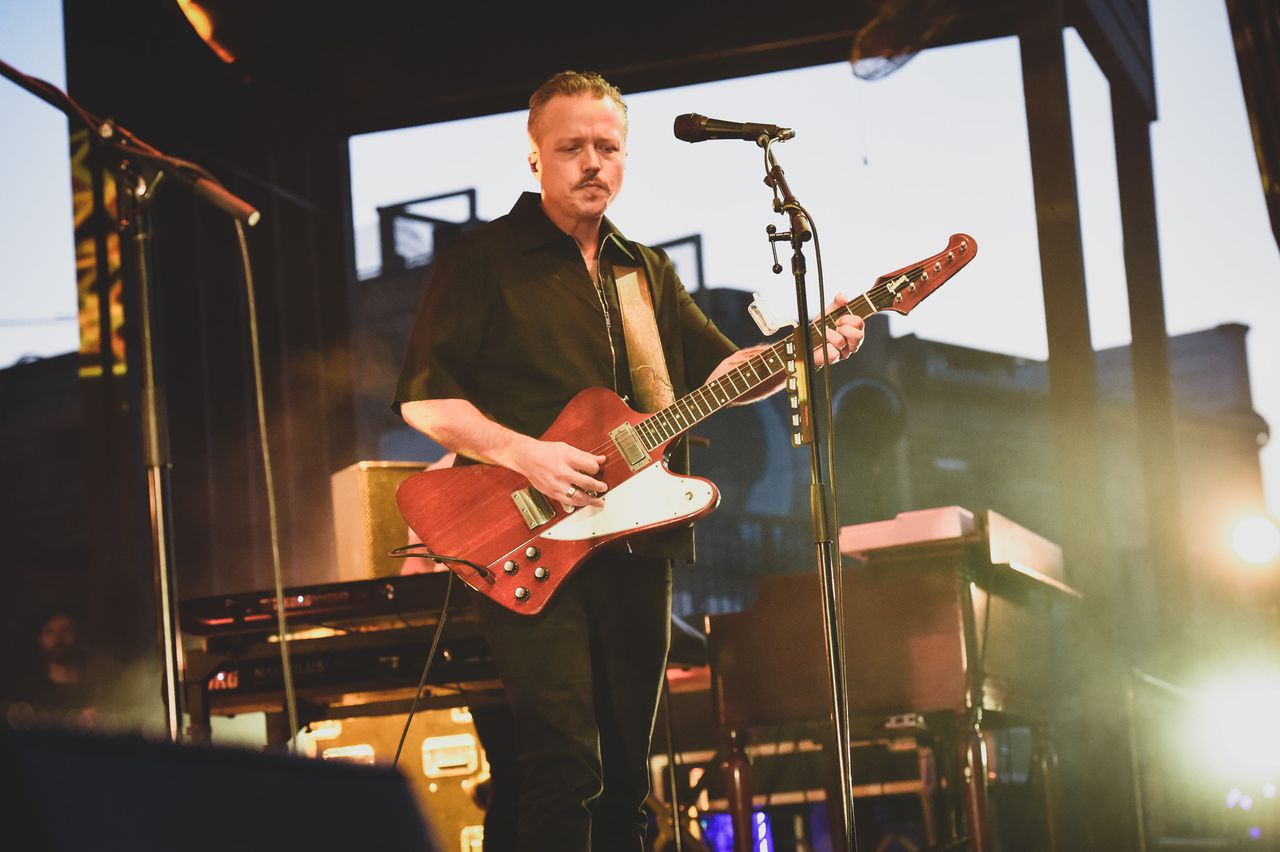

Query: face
left=528, top=94, right=627, bottom=229
left=40, top=613, right=79, bottom=665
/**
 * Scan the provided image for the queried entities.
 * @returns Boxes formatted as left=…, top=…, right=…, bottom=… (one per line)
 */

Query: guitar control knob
left=514, top=586, right=530, bottom=602
left=503, top=560, right=518, bottom=574
left=525, top=546, right=541, bottom=560
left=534, top=566, right=549, bottom=581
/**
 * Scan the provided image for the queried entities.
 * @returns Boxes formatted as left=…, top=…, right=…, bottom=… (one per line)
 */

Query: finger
left=563, top=486, right=606, bottom=509
left=567, top=447, right=607, bottom=475
left=824, top=327, right=845, bottom=356
left=826, top=292, right=850, bottom=311
left=814, top=342, right=841, bottom=366
left=571, top=471, right=609, bottom=495
left=837, top=316, right=865, bottom=352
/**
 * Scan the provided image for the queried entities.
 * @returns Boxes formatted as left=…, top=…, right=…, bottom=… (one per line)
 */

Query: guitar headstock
left=870, top=233, right=976, bottom=316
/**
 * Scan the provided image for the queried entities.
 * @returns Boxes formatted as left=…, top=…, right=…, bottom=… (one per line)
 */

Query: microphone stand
left=759, top=135, right=857, bottom=851
left=0, top=57, right=259, bottom=742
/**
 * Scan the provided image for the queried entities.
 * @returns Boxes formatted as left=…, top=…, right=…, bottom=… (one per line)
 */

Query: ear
left=528, top=151, right=539, bottom=176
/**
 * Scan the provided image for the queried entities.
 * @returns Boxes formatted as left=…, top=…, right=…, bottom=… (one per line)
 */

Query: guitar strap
left=612, top=265, right=675, bottom=413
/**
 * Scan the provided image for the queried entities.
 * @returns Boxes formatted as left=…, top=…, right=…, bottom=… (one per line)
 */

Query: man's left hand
left=816, top=293, right=865, bottom=365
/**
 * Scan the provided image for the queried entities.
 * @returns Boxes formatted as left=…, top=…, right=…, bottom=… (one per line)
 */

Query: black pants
left=475, top=552, right=671, bottom=852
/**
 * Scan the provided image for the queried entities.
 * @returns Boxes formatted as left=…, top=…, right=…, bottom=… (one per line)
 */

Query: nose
left=581, top=146, right=601, bottom=172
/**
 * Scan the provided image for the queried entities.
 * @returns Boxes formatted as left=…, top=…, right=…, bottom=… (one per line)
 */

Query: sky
left=3, top=1, right=1279, bottom=516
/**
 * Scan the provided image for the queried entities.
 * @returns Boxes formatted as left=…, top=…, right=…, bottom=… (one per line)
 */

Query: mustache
left=575, top=177, right=608, bottom=190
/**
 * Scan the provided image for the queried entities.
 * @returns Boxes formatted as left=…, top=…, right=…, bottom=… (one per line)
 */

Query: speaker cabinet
left=330, top=460, right=425, bottom=581
left=307, top=707, right=487, bottom=851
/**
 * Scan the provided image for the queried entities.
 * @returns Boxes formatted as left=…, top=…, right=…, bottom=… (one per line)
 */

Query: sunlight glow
left=1232, top=515, right=1280, bottom=566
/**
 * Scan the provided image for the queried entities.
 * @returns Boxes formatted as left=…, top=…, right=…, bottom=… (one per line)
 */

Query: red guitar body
left=395, top=387, right=720, bottom=615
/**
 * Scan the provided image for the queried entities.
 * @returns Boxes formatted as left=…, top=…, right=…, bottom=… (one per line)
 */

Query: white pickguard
left=541, top=463, right=717, bottom=541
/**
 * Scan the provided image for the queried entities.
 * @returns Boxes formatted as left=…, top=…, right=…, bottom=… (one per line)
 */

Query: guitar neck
left=633, top=274, right=908, bottom=452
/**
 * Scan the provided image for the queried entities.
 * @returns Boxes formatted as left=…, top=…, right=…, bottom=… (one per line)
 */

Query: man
left=10, top=606, right=105, bottom=723
left=395, top=70, right=863, bottom=851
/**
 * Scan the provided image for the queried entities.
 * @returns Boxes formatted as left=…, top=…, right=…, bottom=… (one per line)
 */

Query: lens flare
left=1231, top=515, right=1280, bottom=566
left=1189, top=672, right=1280, bottom=782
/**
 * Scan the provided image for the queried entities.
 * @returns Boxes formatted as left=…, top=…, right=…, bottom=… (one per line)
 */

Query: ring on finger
left=566, top=485, right=577, bottom=498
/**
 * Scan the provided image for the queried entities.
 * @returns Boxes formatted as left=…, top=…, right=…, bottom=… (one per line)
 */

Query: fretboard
left=633, top=269, right=920, bottom=450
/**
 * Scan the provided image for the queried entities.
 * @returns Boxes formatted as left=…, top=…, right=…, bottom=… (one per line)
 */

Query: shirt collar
left=506, top=191, right=639, bottom=264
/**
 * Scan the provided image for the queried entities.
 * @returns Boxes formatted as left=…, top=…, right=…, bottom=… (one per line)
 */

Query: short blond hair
left=527, top=70, right=628, bottom=142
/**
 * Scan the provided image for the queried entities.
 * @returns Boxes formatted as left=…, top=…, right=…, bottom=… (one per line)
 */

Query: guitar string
left=572, top=250, right=964, bottom=471
left=581, top=260, right=931, bottom=457
left=560, top=273, right=901, bottom=473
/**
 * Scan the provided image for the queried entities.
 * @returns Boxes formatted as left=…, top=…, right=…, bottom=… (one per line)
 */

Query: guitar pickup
left=512, top=487, right=556, bottom=530
left=610, top=423, right=650, bottom=472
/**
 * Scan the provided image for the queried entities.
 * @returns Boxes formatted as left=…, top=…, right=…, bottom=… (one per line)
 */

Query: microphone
left=673, top=113, right=794, bottom=144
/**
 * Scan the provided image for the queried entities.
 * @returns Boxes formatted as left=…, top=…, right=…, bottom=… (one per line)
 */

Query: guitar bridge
left=512, top=487, right=556, bottom=530
left=610, top=423, right=650, bottom=472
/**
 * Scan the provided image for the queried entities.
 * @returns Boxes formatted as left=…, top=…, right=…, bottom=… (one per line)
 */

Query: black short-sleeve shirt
left=393, top=192, right=738, bottom=559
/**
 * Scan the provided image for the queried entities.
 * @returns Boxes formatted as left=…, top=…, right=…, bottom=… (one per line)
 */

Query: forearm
left=399, top=398, right=533, bottom=470
left=400, top=398, right=608, bottom=508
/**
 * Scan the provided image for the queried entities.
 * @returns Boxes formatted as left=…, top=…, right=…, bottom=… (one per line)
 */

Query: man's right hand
left=400, top=398, right=608, bottom=509
left=509, top=437, right=608, bottom=510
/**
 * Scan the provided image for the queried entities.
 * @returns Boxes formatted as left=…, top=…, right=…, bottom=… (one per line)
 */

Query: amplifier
left=331, top=460, right=426, bottom=581
left=304, top=707, right=486, bottom=851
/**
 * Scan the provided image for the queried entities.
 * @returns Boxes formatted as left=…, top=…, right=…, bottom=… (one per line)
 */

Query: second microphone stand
left=759, top=135, right=857, bottom=852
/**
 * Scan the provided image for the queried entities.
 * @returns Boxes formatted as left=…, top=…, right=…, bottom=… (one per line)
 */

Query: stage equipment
left=331, top=460, right=428, bottom=581
left=0, top=57, right=262, bottom=744
left=180, top=571, right=497, bottom=744
left=180, top=572, right=709, bottom=740
left=308, top=708, right=487, bottom=851
left=721, top=117, right=976, bottom=849
left=673, top=113, right=794, bottom=144
left=182, top=572, right=714, bottom=847
left=707, top=506, right=1075, bottom=851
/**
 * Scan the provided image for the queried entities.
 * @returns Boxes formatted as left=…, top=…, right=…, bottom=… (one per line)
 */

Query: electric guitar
left=396, top=234, right=977, bottom=614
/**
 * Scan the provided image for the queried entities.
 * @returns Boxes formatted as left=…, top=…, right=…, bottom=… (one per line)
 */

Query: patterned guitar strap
left=612, top=264, right=675, bottom=413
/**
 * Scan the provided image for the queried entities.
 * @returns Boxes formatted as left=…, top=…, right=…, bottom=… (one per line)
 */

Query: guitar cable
left=236, top=219, right=302, bottom=753
left=390, top=543, right=495, bottom=583
left=795, top=202, right=847, bottom=640
left=801, top=203, right=857, bottom=810
left=386, top=545, right=463, bottom=767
